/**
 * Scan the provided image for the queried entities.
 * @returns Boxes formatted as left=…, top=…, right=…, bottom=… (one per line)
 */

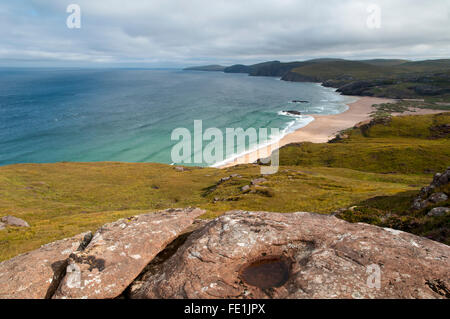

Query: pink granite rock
left=53, top=208, right=205, bottom=299
left=130, top=211, right=450, bottom=299
left=0, top=231, right=92, bottom=299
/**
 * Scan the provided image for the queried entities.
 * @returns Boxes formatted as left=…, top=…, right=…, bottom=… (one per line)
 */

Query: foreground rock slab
left=54, top=208, right=205, bottom=299
left=0, top=232, right=92, bottom=299
left=130, top=211, right=450, bottom=299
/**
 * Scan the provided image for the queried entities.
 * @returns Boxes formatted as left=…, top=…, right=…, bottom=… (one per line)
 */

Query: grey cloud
left=0, top=0, right=449, bottom=67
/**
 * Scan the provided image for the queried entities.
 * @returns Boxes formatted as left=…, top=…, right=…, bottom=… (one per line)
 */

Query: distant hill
left=183, top=65, right=226, bottom=71
left=360, top=59, right=410, bottom=67
left=184, top=58, right=450, bottom=101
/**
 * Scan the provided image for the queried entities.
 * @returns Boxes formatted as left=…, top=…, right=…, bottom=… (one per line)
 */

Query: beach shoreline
left=218, top=96, right=445, bottom=169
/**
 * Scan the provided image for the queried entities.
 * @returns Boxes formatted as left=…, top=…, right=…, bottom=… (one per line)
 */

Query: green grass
left=0, top=113, right=449, bottom=261
left=279, top=113, right=450, bottom=174
left=0, top=162, right=433, bottom=261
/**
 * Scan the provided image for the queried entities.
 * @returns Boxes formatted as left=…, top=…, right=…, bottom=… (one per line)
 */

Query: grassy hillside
left=0, top=164, right=433, bottom=261
left=285, top=59, right=450, bottom=101
left=279, top=113, right=450, bottom=174
left=0, top=113, right=449, bottom=260
left=287, top=59, right=450, bottom=80
left=360, top=59, right=410, bottom=67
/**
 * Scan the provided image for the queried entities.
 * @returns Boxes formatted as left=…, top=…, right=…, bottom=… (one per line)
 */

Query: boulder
left=412, top=198, right=429, bottom=210
left=428, top=192, right=448, bottom=204
left=130, top=211, right=450, bottom=299
left=412, top=168, right=449, bottom=210
left=427, top=207, right=450, bottom=217
left=219, top=176, right=230, bottom=183
left=0, top=222, right=5, bottom=230
left=53, top=208, right=205, bottom=299
left=241, top=185, right=251, bottom=192
left=0, top=231, right=92, bottom=299
left=1, top=215, right=30, bottom=228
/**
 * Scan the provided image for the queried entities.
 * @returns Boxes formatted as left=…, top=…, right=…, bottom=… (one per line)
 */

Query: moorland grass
left=0, top=113, right=449, bottom=260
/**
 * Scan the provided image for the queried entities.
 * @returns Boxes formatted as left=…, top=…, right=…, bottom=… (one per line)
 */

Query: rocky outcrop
left=412, top=167, right=449, bottom=211
left=0, top=231, right=92, bottom=299
left=282, top=110, right=302, bottom=116
left=1, top=215, right=30, bottom=228
left=1, top=209, right=449, bottom=299
left=428, top=207, right=450, bottom=217
left=130, top=211, right=450, bottom=299
left=53, top=208, right=204, bottom=299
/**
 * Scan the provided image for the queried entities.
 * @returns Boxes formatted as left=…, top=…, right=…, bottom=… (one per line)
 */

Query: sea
left=0, top=68, right=354, bottom=167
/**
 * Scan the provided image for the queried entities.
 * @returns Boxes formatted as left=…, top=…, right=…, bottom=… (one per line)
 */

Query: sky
left=0, top=0, right=449, bottom=67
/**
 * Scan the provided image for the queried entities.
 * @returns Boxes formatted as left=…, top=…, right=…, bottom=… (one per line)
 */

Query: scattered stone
left=0, top=232, right=92, bottom=299
left=219, top=176, right=231, bottom=183
left=219, top=174, right=242, bottom=184
left=427, top=207, right=450, bottom=217
left=412, top=168, right=449, bottom=210
left=53, top=208, right=205, bottom=299
left=241, top=185, right=251, bottom=193
left=1, top=215, right=30, bottom=228
left=251, top=178, right=267, bottom=185
left=428, top=192, right=448, bottom=204
left=130, top=211, right=450, bottom=299
left=412, top=199, right=426, bottom=210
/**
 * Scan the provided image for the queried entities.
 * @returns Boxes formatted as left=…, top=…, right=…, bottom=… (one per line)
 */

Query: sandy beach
left=219, top=96, right=445, bottom=168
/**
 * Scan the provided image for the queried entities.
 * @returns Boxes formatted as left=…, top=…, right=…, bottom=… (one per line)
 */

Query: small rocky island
left=282, top=110, right=302, bottom=116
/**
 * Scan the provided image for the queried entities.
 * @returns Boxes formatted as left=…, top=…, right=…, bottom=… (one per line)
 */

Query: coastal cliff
left=189, top=58, right=450, bottom=101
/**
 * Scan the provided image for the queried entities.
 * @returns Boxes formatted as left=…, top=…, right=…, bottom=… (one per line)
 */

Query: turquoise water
left=0, top=68, right=353, bottom=166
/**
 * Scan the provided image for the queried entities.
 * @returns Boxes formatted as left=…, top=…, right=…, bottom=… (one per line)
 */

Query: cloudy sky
left=1, top=0, right=449, bottom=67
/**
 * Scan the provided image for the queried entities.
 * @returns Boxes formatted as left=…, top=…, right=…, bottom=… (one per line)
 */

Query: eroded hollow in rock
left=240, top=257, right=291, bottom=289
